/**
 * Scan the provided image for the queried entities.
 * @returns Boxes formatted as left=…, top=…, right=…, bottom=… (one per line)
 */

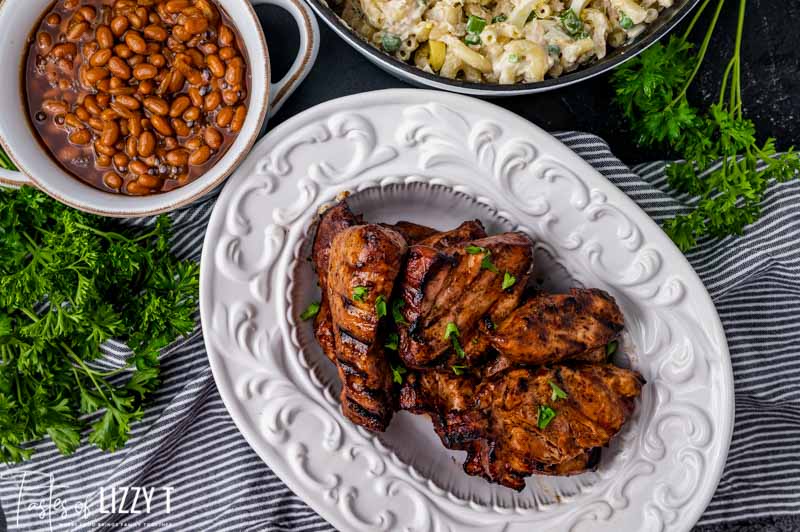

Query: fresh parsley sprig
left=611, top=0, right=800, bottom=251
left=0, top=187, right=199, bottom=462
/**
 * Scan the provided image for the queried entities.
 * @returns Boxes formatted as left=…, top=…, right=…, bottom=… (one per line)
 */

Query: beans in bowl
left=26, top=0, right=250, bottom=195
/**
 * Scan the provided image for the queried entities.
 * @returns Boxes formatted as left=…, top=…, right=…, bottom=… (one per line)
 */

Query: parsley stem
left=681, top=0, right=712, bottom=40
left=668, top=0, right=726, bottom=110
left=62, top=342, right=112, bottom=406
left=732, top=0, right=746, bottom=121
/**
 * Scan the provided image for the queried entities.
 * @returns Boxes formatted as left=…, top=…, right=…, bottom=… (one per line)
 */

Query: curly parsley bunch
left=0, top=186, right=199, bottom=462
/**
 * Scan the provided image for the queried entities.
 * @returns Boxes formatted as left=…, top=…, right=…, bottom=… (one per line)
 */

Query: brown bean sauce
left=25, top=0, right=251, bottom=195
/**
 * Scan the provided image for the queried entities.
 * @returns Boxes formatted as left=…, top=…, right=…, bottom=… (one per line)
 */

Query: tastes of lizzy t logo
left=1, top=470, right=174, bottom=530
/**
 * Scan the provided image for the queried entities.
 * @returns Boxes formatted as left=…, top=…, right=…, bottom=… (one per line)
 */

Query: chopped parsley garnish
left=619, top=11, right=633, bottom=30
left=385, top=332, right=399, bottom=351
left=547, top=44, right=561, bottom=56
left=491, top=14, right=507, bottom=23
left=466, top=245, right=487, bottom=254
left=502, top=271, right=516, bottom=290
left=444, top=322, right=460, bottom=340
left=606, top=340, right=618, bottom=357
left=466, top=15, right=486, bottom=34
left=381, top=33, right=402, bottom=53
left=559, top=9, right=587, bottom=39
left=548, top=380, right=568, bottom=402
left=375, top=295, right=387, bottom=318
left=300, top=301, right=321, bottom=321
left=508, top=53, right=520, bottom=64
left=537, top=405, right=556, bottom=429
left=352, top=286, right=368, bottom=302
left=392, top=299, right=408, bottom=325
left=481, top=254, right=499, bottom=273
left=391, top=364, right=407, bottom=384
left=452, top=336, right=466, bottom=358
left=444, top=322, right=465, bottom=357
left=451, top=365, right=468, bottom=376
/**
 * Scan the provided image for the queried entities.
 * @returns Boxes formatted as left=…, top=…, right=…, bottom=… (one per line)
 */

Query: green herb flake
left=392, top=299, right=408, bottom=325
left=464, top=33, right=481, bottom=46
left=300, top=301, right=321, bottom=321
left=606, top=340, right=618, bottom=357
left=547, top=44, right=561, bottom=56
left=502, top=271, right=516, bottom=290
left=452, top=335, right=466, bottom=358
left=537, top=405, right=557, bottom=429
left=508, top=53, right=520, bottom=64
left=619, top=11, right=633, bottom=29
left=385, top=332, right=399, bottom=351
left=375, top=295, right=387, bottom=318
left=548, top=380, right=568, bottom=402
left=481, top=253, right=499, bottom=273
left=559, top=8, right=586, bottom=38
left=451, top=365, right=468, bottom=376
left=352, top=286, right=368, bottom=302
left=392, top=364, right=407, bottom=384
left=492, top=14, right=507, bottom=23
left=466, top=15, right=487, bottom=34
left=444, top=321, right=460, bottom=340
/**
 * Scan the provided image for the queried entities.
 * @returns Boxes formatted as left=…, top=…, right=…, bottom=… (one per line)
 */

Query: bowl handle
left=251, top=0, right=320, bottom=124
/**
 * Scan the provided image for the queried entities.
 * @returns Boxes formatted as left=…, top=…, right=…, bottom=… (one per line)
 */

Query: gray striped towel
left=1, top=131, right=797, bottom=531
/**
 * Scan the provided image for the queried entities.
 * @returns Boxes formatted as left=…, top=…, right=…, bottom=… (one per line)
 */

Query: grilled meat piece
left=449, top=365, right=643, bottom=490
left=382, top=221, right=440, bottom=244
left=488, top=289, right=624, bottom=369
left=417, top=220, right=486, bottom=249
left=397, top=232, right=533, bottom=368
left=311, top=202, right=360, bottom=362
left=326, top=224, right=408, bottom=431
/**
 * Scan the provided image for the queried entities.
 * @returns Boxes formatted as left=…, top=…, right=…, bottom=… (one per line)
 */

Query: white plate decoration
left=200, top=89, right=733, bottom=532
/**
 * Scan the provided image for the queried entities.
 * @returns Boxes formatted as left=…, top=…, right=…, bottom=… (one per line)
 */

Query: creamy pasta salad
left=336, top=0, right=671, bottom=84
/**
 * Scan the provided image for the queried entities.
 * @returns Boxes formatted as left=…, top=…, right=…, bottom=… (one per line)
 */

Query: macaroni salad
left=337, top=0, right=672, bottom=83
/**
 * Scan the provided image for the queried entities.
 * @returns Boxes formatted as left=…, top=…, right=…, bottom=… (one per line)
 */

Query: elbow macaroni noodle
left=337, top=0, right=666, bottom=84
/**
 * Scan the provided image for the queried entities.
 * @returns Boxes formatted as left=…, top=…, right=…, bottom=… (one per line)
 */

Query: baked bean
left=110, top=101, right=134, bottom=119
left=43, top=99, right=69, bottom=115
left=185, top=136, right=202, bottom=150
left=166, top=148, right=189, bottom=166
left=127, top=13, right=144, bottom=30
left=182, top=106, right=200, bottom=122
left=185, top=17, right=208, bottom=35
left=65, top=113, right=82, bottom=129
left=96, top=93, right=111, bottom=108
left=114, top=43, right=133, bottom=59
left=225, top=57, right=243, bottom=85
left=166, top=0, right=190, bottom=13
left=88, top=117, right=105, bottom=131
left=172, top=25, right=190, bottom=42
left=64, top=0, right=79, bottom=8
left=171, top=118, right=190, bottom=137
left=222, top=89, right=239, bottom=106
left=189, top=145, right=211, bottom=165
left=137, top=80, right=154, bottom=95
left=97, top=78, right=112, bottom=92
left=219, top=47, right=235, bottom=61
left=113, top=153, right=129, bottom=169
left=169, top=95, right=191, bottom=117
left=69, top=128, right=91, bottom=145
left=207, top=54, right=225, bottom=78
left=218, top=25, right=234, bottom=47
left=149, top=54, right=166, bottom=68
left=150, top=115, right=173, bottom=136
left=96, top=154, right=112, bottom=167
left=67, top=21, right=89, bottom=40
left=52, top=42, right=78, bottom=59
left=101, top=120, right=120, bottom=146
left=96, top=25, right=114, bottom=49
left=125, top=136, right=138, bottom=157
left=204, top=127, right=223, bottom=149
left=116, top=95, right=140, bottom=110
left=144, top=24, right=168, bottom=41
left=108, top=56, right=132, bottom=79
left=133, top=63, right=158, bottom=80
left=168, top=71, right=186, bottom=93
left=204, top=91, right=221, bottom=112
left=129, top=160, right=149, bottom=175
left=186, top=49, right=205, bottom=69
left=100, top=108, right=117, bottom=121
left=231, top=105, right=246, bottom=133
left=110, top=16, right=129, bottom=37
left=126, top=181, right=148, bottom=195
left=90, top=49, right=112, bottom=67
left=216, top=106, right=233, bottom=128
left=144, top=97, right=169, bottom=115
left=198, top=42, right=218, bottom=55
left=37, top=32, right=53, bottom=52
left=128, top=116, right=143, bottom=137
left=86, top=66, right=110, bottom=84
left=128, top=55, right=145, bottom=67
left=137, top=131, right=156, bottom=157
left=46, top=13, right=62, bottom=26
left=75, top=106, right=90, bottom=121
left=138, top=174, right=162, bottom=188
left=77, top=6, right=96, bottom=21
left=125, top=32, right=147, bottom=54
left=103, top=171, right=123, bottom=189
left=187, top=87, right=203, bottom=107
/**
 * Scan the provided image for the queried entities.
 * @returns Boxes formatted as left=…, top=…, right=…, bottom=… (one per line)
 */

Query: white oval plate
left=200, top=89, right=733, bottom=532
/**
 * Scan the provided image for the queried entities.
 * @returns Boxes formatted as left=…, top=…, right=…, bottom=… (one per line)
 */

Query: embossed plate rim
left=199, top=89, right=734, bottom=532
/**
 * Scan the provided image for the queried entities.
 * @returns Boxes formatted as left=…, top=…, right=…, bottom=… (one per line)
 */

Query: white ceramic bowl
left=0, top=0, right=319, bottom=217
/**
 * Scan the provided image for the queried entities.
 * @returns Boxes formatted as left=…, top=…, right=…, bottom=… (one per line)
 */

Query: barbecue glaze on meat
left=397, top=232, right=533, bottom=368
left=308, top=199, right=643, bottom=488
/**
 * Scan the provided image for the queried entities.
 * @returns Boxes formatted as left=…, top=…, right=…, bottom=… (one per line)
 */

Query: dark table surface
left=255, top=3, right=800, bottom=531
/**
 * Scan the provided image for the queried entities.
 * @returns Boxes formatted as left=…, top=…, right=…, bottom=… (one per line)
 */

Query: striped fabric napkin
left=1, top=132, right=797, bottom=531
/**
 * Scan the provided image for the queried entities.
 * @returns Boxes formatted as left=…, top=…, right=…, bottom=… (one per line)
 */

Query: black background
left=253, top=3, right=800, bottom=531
